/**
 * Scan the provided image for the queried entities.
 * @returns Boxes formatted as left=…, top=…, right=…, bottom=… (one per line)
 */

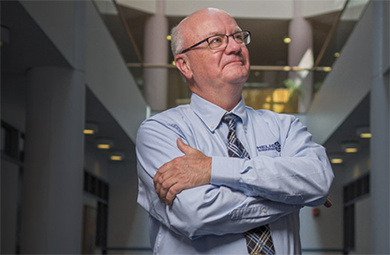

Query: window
left=83, top=171, right=109, bottom=249
left=1, top=121, right=25, bottom=163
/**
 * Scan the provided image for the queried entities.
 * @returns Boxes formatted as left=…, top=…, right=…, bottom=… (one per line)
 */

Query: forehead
left=183, top=9, right=240, bottom=41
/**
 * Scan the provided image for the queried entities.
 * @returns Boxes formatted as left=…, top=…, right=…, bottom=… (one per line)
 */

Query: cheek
left=243, top=49, right=250, bottom=67
left=195, top=55, right=220, bottom=75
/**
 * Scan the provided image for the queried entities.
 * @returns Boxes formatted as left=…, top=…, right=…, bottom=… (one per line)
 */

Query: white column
left=143, top=0, right=169, bottom=112
left=288, top=0, right=313, bottom=113
left=20, top=66, right=85, bottom=254
left=370, top=1, right=389, bottom=254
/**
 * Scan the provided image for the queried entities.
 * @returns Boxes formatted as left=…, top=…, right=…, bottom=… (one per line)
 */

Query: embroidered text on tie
left=222, top=113, right=275, bottom=255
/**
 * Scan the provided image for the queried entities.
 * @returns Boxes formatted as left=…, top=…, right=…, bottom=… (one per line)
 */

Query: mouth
left=224, top=59, right=244, bottom=67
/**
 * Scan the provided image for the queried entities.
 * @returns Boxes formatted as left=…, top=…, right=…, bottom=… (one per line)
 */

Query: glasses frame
left=179, top=30, right=251, bottom=54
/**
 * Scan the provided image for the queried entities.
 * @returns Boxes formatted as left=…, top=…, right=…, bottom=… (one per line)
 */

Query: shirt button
left=262, top=208, right=267, bottom=213
left=211, top=125, right=214, bottom=128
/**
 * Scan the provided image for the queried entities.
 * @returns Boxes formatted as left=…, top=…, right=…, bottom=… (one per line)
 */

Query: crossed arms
left=136, top=114, right=334, bottom=239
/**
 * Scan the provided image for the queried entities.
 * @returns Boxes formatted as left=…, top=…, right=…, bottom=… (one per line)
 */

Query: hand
left=154, top=138, right=212, bottom=206
left=324, top=196, right=333, bottom=208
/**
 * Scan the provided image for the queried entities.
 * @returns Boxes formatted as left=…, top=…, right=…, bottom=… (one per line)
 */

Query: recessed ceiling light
left=356, top=126, right=371, bottom=138
left=84, top=122, right=99, bottom=135
left=342, top=142, right=359, bottom=153
left=110, top=152, right=125, bottom=161
left=331, top=158, right=343, bottom=164
left=360, top=133, right=372, bottom=138
left=329, top=154, right=344, bottom=164
left=96, top=138, right=113, bottom=150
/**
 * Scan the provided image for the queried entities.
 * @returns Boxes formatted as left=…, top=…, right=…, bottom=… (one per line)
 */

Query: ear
left=174, top=54, right=193, bottom=80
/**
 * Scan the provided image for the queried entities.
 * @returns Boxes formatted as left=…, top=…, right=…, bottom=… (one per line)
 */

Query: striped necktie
left=222, top=113, right=275, bottom=255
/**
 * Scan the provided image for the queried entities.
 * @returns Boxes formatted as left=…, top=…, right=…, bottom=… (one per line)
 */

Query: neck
left=191, top=84, right=242, bottom=112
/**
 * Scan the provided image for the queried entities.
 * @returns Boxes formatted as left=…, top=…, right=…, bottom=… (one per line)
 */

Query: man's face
left=180, top=10, right=250, bottom=91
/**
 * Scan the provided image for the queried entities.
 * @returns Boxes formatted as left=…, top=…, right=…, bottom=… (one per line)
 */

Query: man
left=136, top=8, right=334, bottom=255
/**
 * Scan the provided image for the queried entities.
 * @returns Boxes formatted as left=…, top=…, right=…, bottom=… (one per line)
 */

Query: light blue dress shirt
left=136, top=93, right=334, bottom=255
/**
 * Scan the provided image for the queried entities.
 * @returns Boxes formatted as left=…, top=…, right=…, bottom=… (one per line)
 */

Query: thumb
left=177, top=138, right=193, bottom=155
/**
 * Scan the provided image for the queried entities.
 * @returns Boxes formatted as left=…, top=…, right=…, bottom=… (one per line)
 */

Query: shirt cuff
left=211, top=156, right=243, bottom=188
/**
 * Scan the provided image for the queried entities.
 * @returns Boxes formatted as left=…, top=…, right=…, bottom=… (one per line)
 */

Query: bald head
left=171, top=8, right=237, bottom=56
left=170, top=7, right=250, bottom=111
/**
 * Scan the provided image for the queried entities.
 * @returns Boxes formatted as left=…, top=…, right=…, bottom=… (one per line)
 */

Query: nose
left=225, top=36, right=242, bottom=54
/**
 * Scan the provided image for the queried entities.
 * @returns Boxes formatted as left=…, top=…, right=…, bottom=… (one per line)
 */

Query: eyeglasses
left=179, top=30, right=251, bottom=54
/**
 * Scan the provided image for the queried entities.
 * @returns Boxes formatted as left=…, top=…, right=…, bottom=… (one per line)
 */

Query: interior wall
left=343, top=147, right=370, bottom=184
left=300, top=165, right=344, bottom=252
left=1, top=74, right=27, bottom=132
left=107, top=158, right=151, bottom=253
left=1, top=71, right=26, bottom=254
left=1, top=72, right=27, bottom=255
left=84, top=140, right=110, bottom=180
left=350, top=198, right=371, bottom=255
left=307, top=2, right=373, bottom=144
left=342, top=147, right=371, bottom=255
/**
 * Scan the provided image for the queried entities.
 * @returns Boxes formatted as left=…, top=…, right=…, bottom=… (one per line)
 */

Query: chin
left=229, top=73, right=250, bottom=85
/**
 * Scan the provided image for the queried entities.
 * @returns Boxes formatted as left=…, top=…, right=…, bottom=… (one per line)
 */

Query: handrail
left=313, top=0, right=350, bottom=68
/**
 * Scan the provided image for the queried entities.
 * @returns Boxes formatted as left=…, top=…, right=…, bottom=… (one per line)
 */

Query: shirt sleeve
left=136, top=117, right=300, bottom=240
left=211, top=114, right=334, bottom=207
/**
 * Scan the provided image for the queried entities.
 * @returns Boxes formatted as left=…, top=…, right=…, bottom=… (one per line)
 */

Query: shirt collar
left=190, top=93, right=248, bottom=132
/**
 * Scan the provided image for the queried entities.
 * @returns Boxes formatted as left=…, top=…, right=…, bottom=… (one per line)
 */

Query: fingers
left=154, top=160, right=186, bottom=206
left=165, top=183, right=185, bottom=206
left=154, top=172, right=185, bottom=206
left=156, top=176, right=179, bottom=205
left=154, top=162, right=175, bottom=202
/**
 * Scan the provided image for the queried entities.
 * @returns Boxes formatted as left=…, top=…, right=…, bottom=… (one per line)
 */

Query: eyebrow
left=204, top=28, right=243, bottom=37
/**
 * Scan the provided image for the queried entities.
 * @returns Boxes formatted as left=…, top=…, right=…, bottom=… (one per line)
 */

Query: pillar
left=20, top=0, right=86, bottom=253
left=370, top=1, right=389, bottom=254
left=20, top=66, right=85, bottom=254
left=143, top=0, right=169, bottom=112
left=288, top=0, right=313, bottom=113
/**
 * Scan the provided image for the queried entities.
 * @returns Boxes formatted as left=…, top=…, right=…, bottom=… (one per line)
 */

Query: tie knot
left=222, top=113, right=238, bottom=129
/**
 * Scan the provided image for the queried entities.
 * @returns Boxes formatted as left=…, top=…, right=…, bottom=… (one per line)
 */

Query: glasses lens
left=234, top=31, right=250, bottom=45
left=208, top=35, right=226, bottom=50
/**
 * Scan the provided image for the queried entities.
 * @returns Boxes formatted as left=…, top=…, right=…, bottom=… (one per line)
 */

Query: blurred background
left=1, top=0, right=389, bottom=254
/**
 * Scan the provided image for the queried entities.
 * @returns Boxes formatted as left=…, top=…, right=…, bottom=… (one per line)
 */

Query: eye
left=208, top=35, right=224, bottom=48
left=234, top=33, right=244, bottom=43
